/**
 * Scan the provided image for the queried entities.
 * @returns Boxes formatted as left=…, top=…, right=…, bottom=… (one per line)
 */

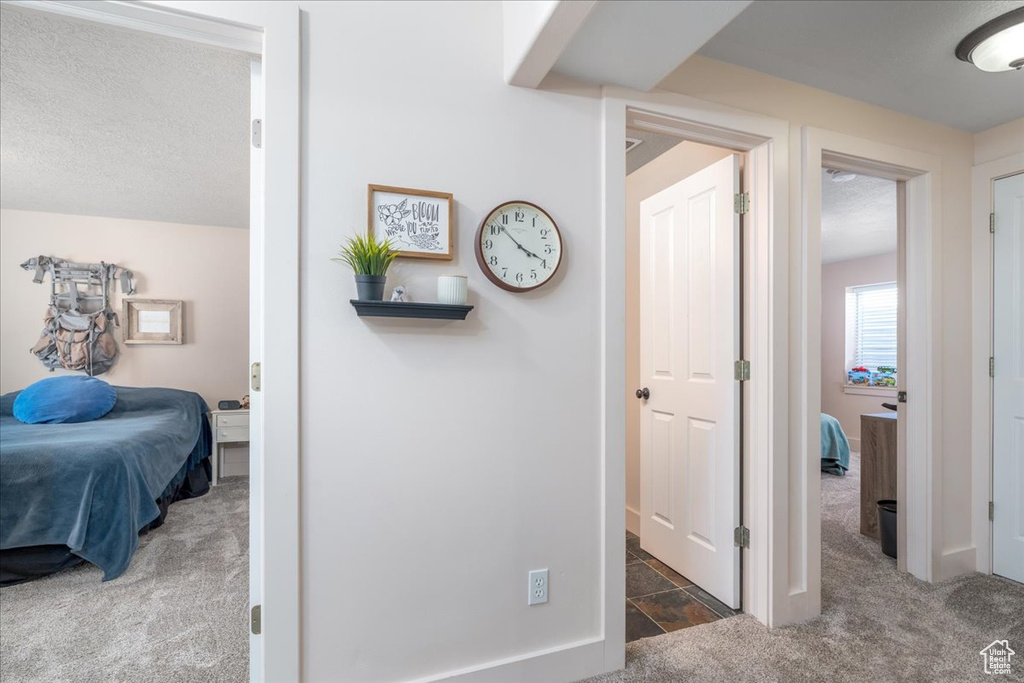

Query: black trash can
left=877, top=500, right=897, bottom=559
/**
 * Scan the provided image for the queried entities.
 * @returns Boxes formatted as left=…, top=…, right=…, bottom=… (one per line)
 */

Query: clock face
left=475, top=201, right=563, bottom=292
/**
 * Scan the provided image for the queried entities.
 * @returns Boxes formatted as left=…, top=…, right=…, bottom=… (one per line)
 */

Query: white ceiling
left=697, top=0, right=1024, bottom=133
left=552, top=0, right=752, bottom=91
left=821, top=169, right=896, bottom=265
left=0, top=5, right=251, bottom=228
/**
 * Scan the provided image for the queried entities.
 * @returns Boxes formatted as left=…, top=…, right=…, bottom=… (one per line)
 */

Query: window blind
left=846, top=282, right=898, bottom=371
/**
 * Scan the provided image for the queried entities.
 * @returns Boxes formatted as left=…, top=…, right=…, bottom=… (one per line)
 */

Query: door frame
left=970, top=152, right=1024, bottom=574
left=2, top=2, right=303, bottom=680
left=601, top=87, right=789, bottom=671
left=802, top=128, right=943, bottom=582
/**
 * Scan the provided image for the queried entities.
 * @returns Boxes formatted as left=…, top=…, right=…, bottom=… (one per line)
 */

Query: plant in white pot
left=333, top=233, right=398, bottom=301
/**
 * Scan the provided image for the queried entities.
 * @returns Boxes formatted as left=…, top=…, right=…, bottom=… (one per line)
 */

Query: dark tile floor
left=625, top=530, right=740, bottom=642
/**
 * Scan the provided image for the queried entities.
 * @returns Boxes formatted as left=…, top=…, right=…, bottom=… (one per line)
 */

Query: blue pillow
left=13, top=376, right=118, bottom=424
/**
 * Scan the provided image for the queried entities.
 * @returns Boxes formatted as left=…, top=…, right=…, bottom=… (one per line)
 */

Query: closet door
left=638, top=154, right=741, bottom=608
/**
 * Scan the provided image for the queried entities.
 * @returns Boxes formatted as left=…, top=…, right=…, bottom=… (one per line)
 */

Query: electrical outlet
left=528, top=569, right=548, bottom=605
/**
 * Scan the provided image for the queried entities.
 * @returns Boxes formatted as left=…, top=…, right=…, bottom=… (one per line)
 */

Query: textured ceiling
left=625, top=128, right=685, bottom=175
left=0, top=5, right=251, bottom=228
left=697, top=0, right=1024, bottom=133
left=821, top=169, right=896, bottom=264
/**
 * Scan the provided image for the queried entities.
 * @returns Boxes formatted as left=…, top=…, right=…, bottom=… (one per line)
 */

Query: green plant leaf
left=333, top=232, right=397, bottom=276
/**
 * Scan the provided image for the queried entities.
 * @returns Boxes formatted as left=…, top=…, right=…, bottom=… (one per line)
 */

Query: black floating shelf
left=350, top=300, right=474, bottom=320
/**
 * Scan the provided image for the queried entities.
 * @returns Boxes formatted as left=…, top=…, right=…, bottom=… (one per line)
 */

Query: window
left=845, top=282, right=898, bottom=383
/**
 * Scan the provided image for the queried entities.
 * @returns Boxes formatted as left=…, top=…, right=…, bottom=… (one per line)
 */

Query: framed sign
left=368, top=184, right=454, bottom=260
left=123, top=299, right=183, bottom=345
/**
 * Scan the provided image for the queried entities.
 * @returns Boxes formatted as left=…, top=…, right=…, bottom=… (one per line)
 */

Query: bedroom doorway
left=623, top=123, right=751, bottom=642
left=817, top=167, right=903, bottom=591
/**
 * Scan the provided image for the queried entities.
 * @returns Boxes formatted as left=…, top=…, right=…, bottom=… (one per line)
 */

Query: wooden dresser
left=860, top=412, right=897, bottom=539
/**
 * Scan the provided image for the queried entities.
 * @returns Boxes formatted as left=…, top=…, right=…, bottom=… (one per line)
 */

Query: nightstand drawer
left=215, top=426, right=249, bottom=443
left=216, top=413, right=250, bottom=428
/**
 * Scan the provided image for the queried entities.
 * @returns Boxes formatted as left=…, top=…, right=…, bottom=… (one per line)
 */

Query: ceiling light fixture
left=955, top=6, right=1024, bottom=72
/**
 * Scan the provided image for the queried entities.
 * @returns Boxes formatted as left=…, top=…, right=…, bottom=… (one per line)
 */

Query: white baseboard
left=937, top=546, right=977, bottom=582
left=848, top=437, right=861, bottom=452
left=413, top=637, right=610, bottom=683
left=625, top=506, right=640, bottom=536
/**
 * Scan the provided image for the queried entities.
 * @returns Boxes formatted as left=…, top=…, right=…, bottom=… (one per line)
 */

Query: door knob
left=635, top=387, right=650, bottom=400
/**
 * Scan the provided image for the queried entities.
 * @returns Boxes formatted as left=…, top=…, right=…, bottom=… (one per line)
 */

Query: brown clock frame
left=474, top=200, right=564, bottom=293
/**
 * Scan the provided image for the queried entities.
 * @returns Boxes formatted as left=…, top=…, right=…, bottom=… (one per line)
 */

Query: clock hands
left=497, top=225, right=544, bottom=262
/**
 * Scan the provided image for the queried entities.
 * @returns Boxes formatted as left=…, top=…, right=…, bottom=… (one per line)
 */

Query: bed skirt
left=0, top=456, right=211, bottom=587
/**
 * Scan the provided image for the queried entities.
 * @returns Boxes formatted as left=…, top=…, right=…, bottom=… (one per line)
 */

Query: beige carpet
left=585, top=454, right=1024, bottom=683
left=0, top=477, right=249, bottom=683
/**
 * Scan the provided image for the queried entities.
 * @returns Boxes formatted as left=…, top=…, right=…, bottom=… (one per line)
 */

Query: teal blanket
left=821, top=413, right=850, bottom=475
left=1, top=387, right=209, bottom=580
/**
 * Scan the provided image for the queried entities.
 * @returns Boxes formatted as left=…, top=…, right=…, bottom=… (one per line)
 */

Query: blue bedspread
left=0, top=387, right=210, bottom=580
left=821, top=413, right=851, bottom=475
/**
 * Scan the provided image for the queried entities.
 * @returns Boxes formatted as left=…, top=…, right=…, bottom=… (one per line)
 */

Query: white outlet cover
left=528, top=568, right=548, bottom=606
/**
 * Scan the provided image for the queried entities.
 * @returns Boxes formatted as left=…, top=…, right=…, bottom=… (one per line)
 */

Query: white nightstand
left=208, top=409, right=250, bottom=486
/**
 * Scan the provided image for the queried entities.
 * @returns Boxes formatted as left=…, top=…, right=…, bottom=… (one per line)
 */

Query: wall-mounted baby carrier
left=20, top=256, right=135, bottom=376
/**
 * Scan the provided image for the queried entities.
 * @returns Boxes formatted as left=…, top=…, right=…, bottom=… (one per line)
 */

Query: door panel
left=652, top=209, right=675, bottom=376
left=639, top=154, right=741, bottom=608
left=651, top=411, right=675, bottom=527
left=993, top=172, right=1024, bottom=584
left=686, top=417, right=716, bottom=548
left=687, top=190, right=715, bottom=379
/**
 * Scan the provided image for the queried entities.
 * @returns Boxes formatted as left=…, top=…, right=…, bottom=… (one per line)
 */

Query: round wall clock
left=475, top=200, right=563, bottom=292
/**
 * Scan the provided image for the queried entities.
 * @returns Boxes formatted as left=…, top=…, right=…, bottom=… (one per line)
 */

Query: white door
left=993, top=171, right=1024, bottom=584
left=248, top=58, right=264, bottom=680
left=638, top=154, right=741, bottom=608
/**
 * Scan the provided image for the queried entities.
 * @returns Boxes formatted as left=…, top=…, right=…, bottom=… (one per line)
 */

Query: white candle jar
left=437, top=275, right=468, bottom=305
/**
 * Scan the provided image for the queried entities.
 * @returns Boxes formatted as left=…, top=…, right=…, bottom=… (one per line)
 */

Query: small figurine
left=390, top=285, right=407, bottom=302
left=240, top=395, right=250, bottom=410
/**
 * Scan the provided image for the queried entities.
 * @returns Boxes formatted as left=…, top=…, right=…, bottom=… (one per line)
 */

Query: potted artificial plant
left=333, top=233, right=398, bottom=301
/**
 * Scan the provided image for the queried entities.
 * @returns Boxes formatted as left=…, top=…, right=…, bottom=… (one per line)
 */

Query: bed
left=821, top=413, right=851, bottom=475
left=0, top=386, right=211, bottom=585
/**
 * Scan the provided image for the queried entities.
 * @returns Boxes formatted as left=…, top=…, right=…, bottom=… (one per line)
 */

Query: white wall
left=974, top=117, right=1024, bottom=166
left=0, top=209, right=249, bottom=424
left=624, top=140, right=733, bottom=534
left=299, top=3, right=602, bottom=681
left=820, top=252, right=897, bottom=450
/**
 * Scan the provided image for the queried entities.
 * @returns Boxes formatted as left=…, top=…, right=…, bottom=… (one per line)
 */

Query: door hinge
left=734, top=192, right=750, bottom=215
left=734, top=525, right=750, bottom=549
left=990, top=356, right=995, bottom=378
left=251, top=605, right=262, bottom=635
left=251, top=362, right=262, bottom=392
left=990, top=212, right=995, bottom=233
left=252, top=118, right=262, bottom=149
left=989, top=501, right=994, bottom=521
left=734, top=359, right=750, bottom=382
